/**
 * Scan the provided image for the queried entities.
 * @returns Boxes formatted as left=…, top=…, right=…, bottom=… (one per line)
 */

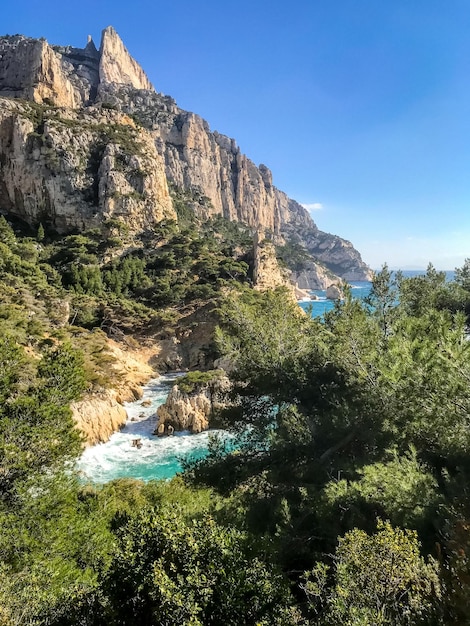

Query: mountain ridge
left=0, top=27, right=372, bottom=285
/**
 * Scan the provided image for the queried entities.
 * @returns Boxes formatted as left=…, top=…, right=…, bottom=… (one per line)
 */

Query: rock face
left=0, top=35, right=88, bottom=108
left=71, top=341, right=160, bottom=445
left=99, top=26, right=153, bottom=91
left=156, top=385, right=212, bottom=434
left=326, top=284, right=344, bottom=300
left=0, top=27, right=371, bottom=283
left=0, top=27, right=152, bottom=108
left=156, top=373, right=230, bottom=434
left=71, top=390, right=127, bottom=445
left=292, top=261, right=338, bottom=290
left=0, top=98, right=174, bottom=232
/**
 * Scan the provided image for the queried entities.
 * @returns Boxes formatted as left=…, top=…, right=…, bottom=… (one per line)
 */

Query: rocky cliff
left=156, top=371, right=230, bottom=434
left=0, top=26, right=153, bottom=108
left=292, top=260, right=338, bottom=290
left=0, top=98, right=174, bottom=232
left=0, top=27, right=371, bottom=284
left=98, top=26, right=153, bottom=92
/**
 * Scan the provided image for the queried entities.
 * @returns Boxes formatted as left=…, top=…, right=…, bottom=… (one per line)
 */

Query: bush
left=176, top=369, right=225, bottom=394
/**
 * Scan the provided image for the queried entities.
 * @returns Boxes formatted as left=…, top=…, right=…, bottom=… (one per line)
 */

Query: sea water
left=79, top=270, right=454, bottom=483
left=299, top=270, right=455, bottom=318
left=299, top=280, right=372, bottom=317
left=77, top=374, right=227, bottom=483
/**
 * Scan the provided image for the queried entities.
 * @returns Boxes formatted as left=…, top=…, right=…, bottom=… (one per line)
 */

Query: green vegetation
left=275, top=238, right=312, bottom=272
left=176, top=368, right=225, bottom=394
left=303, top=520, right=440, bottom=625
left=184, top=265, right=470, bottom=623
left=2, top=194, right=470, bottom=624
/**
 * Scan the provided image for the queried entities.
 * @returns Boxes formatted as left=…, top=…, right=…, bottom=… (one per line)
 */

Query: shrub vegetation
left=1, top=202, right=470, bottom=623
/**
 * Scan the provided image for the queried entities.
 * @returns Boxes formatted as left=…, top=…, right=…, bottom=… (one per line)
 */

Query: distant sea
left=298, top=270, right=455, bottom=318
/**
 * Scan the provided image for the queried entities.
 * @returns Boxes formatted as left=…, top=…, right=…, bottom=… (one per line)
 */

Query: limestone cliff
left=0, top=98, right=174, bottom=232
left=71, top=390, right=127, bottom=446
left=156, top=371, right=230, bottom=434
left=103, top=88, right=372, bottom=283
left=99, top=26, right=153, bottom=91
left=0, top=27, right=152, bottom=108
left=0, top=27, right=371, bottom=283
left=0, top=35, right=88, bottom=108
left=291, top=260, right=338, bottom=290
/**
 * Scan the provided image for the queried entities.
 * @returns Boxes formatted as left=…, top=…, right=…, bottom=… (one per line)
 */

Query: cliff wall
left=0, top=98, right=174, bottom=232
left=71, top=390, right=127, bottom=446
left=99, top=86, right=372, bottom=282
left=0, top=27, right=372, bottom=283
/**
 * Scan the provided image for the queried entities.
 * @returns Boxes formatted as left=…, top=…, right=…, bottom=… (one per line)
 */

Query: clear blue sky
left=3, top=0, right=469, bottom=269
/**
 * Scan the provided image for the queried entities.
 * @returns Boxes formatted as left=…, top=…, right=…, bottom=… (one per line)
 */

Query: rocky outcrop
left=0, top=27, right=152, bottom=108
left=0, top=98, right=174, bottom=232
left=0, top=27, right=372, bottom=283
left=0, top=35, right=86, bottom=108
left=326, top=284, right=344, bottom=300
left=252, top=230, right=296, bottom=297
left=105, top=340, right=155, bottom=402
left=71, top=390, right=127, bottom=445
left=154, top=112, right=280, bottom=232
left=292, top=260, right=338, bottom=290
left=70, top=340, right=164, bottom=445
left=156, top=371, right=230, bottom=434
left=99, top=26, right=153, bottom=91
left=156, top=385, right=212, bottom=434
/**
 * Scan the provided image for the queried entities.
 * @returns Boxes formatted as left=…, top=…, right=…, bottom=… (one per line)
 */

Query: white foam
left=76, top=373, right=231, bottom=482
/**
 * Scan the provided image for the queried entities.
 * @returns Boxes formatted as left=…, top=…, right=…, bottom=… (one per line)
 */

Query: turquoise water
left=77, top=374, right=229, bottom=483
left=79, top=270, right=455, bottom=483
left=299, top=270, right=455, bottom=318
left=298, top=280, right=372, bottom=317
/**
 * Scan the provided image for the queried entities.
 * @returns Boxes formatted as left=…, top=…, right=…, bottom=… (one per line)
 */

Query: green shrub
left=176, top=369, right=225, bottom=394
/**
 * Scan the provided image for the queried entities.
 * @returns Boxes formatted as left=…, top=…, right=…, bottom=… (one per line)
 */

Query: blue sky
left=2, top=0, right=469, bottom=269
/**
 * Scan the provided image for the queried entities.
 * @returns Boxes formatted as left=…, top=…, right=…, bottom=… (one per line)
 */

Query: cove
left=77, top=374, right=227, bottom=483
left=78, top=282, right=373, bottom=484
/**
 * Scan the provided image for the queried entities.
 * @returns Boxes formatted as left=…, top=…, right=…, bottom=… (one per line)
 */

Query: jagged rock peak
left=99, top=26, right=154, bottom=91
left=0, top=26, right=153, bottom=108
left=85, top=34, right=98, bottom=54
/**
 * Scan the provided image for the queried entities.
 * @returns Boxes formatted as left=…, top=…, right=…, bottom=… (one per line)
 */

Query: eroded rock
left=71, top=390, right=127, bottom=446
left=326, top=283, right=344, bottom=300
left=156, top=371, right=230, bottom=434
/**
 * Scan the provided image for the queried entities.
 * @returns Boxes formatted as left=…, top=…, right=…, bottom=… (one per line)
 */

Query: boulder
left=156, top=371, right=230, bottom=434
left=326, top=283, right=344, bottom=300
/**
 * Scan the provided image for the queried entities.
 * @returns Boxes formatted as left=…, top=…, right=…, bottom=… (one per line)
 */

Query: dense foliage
left=1, top=204, right=470, bottom=624
left=186, top=266, right=470, bottom=624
